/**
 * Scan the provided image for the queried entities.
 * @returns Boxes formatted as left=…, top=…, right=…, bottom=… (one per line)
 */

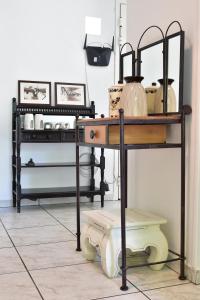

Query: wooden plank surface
left=78, top=114, right=181, bottom=123
left=77, top=115, right=181, bottom=127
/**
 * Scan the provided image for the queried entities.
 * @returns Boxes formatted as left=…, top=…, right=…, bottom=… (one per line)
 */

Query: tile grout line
left=141, top=281, right=191, bottom=293
left=16, top=239, right=76, bottom=248
left=126, top=275, right=191, bottom=299
left=126, top=278, right=151, bottom=300
left=0, top=219, right=45, bottom=300
left=28, top=261, right=91, bottom=272
left=12, top=238, right=75, bottom=248
left=90, top=291, right=144, bottom=300
left=40, top=205, right=77, bottom=236
left=6, top=224, right=59, bottom=230
left=0, top=270, right=27, bottom=277
left=0, top=246, right=14, bottom=250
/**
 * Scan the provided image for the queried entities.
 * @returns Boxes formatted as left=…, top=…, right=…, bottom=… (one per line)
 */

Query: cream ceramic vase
left=154, top=79, right=177, bottom=113
left=120, top=76, right=147, bottom=116
left=108, top=83, right=124, bottom=117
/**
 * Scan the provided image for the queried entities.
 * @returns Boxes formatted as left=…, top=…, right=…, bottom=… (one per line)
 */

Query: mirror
left=137, top=39, right=164, bottom=89
left=137, top=31, right=184, bottom=114
left=119, top=44, right=135, bottom=83
left=137, top=39, right=164, bottom=114
left=123, top=52, right=135, bottom=77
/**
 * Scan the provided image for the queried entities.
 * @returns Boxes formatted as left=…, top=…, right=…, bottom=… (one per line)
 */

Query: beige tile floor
left=0, top=200, right=198, bottom=300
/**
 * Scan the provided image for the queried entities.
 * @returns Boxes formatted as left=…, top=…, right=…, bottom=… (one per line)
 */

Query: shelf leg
left=179, top=111, right=186, bottom=280
left=90, top=147, right=95, bottom=203
left=100, top=148, right=105, bottom=208
left=125, top=149, right=128, bottom=209
left=119, top=109, right=128, bottom=291
left=76, top=119, right=81, bottom=251
left=17, top=184, right=21, bottom=213
left=12, top=110, right=17, bottom=207
left=12, top=159, right=16, bottom=208
left=12, top=185, right=16, bottom=207
left=16, top=113, right=21, bottom=213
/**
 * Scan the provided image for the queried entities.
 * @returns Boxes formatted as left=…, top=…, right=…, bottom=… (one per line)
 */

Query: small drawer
left=85, top=126, right=107, bottom=144
left=84, top=124, right=166, bottom=145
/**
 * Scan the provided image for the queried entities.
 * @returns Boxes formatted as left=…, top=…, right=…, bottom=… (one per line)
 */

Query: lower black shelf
left=21, top=186, right=101, bottom=200
left=21, top=162, right=91, bottom=168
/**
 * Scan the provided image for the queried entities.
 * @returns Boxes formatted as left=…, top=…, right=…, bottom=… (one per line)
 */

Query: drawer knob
left=90, top=130, right=96, bottom=139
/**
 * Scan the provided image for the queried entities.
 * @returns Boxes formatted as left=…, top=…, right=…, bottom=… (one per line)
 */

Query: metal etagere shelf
left=75, top=105, right=191, bottom=291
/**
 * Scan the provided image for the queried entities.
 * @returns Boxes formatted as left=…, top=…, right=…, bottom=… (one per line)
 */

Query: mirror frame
left=165, top=31, right=185, bottom=113
left=137, top=31, right=184, bottom=114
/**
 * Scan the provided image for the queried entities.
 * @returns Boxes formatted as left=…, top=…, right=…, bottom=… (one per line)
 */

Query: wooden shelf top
left=77, top=114, right=182, bottom=126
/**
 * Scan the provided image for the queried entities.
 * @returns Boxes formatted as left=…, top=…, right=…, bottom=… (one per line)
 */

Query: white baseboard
left=0, top=200, right=13, bottom=208
left=167, top=255, right=200, bottom=284
left=186, top=265, right=200, bottom=284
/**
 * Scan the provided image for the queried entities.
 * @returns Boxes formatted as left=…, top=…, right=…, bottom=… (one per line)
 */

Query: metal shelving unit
left=75, top=106, right=191, bottom=291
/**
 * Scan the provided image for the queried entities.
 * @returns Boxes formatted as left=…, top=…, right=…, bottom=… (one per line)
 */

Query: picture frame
left=55, top=82, right=86, bottom=107
left=18, top=80, right=51, bottom=106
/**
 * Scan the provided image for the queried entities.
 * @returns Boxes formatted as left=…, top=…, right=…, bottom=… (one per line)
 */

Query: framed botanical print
left=55, top=82, right=86, bottom=107
left=18, top=80, right=51, bottom=106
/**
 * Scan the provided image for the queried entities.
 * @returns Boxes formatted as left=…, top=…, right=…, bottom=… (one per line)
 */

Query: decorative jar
left=154, top=79, right=176, bottom=113
left=120, top=76, right=147, bottom=116
left=145, top=82, right=158, bottom=114
left=108, top=83, right=124, bottom=117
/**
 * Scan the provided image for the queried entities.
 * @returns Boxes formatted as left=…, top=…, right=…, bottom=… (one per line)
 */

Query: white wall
left=0, top=0, right=116, bottom=204
left=127, top=0, right=200, bottom=272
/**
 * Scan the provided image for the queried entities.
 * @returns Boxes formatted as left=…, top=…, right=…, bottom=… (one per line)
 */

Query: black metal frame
left=75, top=105, right=191, bottom=290
left=119, top=43, right=135, bottom=83
left=54, top=82, right=86, bottom=107
left=137, top=30, right=185, bottom=114
left=164, top=31, right=185, bottom=113
left=12, top=97, right=106, bottom=213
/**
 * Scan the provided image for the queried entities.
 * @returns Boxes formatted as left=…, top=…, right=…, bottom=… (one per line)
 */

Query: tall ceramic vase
left=120, top=76, right=147, bottom=116
left=154, top=79, right=176, bottom=113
